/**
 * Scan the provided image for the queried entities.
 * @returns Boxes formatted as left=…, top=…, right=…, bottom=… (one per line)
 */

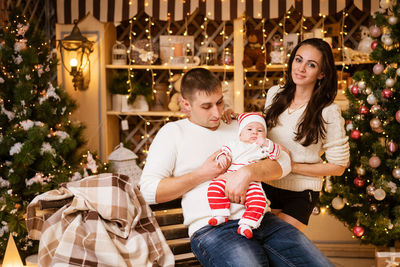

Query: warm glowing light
left=70, top=58, right=78, bottom=67
left=3, top=234, right=24, bottom=267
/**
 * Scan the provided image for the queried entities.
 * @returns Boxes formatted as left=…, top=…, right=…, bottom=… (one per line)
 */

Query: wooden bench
left=150, top=199, right=201, bottom=267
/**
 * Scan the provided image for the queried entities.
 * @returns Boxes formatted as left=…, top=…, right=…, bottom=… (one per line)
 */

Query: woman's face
left=291, top=44, right=325, bottom=88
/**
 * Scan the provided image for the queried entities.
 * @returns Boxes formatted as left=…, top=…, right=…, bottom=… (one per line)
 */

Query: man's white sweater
left=139, top=119, right=291, bottom=236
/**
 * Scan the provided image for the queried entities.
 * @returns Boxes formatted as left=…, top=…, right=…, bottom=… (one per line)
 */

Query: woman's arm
left=292, top=162, right=347, bottom=177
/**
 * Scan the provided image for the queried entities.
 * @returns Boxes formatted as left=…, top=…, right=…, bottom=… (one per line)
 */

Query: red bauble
left=396, top=110, right=400, bottom=123
left=353, top=177, right=365, bottom=187
left=371, top=40, right=378, bottom=50
left=359, top=105, right=369, bottom=115
left=382, top=88, right=393, bottom=99
left=351, top=85, right=360, bottom=96
left=352, top=226, right=365, bottom=237
left=350, top=130, right=361, bottom=140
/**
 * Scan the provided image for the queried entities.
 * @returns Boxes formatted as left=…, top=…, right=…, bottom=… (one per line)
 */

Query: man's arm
left=221, top=150, right=291, bottom=204
left=155, top=150, right=226, bottom=203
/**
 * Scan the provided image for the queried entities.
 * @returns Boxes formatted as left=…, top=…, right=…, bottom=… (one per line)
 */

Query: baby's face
left=239, top=122, right=266, bottom=143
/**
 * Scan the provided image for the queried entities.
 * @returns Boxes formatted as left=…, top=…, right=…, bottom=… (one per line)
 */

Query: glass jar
left=220, top=47, right=234, bottom=65
left=200, top=46, right=218, bottom=65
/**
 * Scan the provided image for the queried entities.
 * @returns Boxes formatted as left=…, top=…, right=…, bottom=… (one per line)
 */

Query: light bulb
left=70, top=58, right=78, bottom=67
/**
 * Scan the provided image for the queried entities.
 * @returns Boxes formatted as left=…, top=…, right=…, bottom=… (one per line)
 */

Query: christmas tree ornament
left=371, top=40, right=378, bottom=50
left=370, top=118, right=382, bottom=129
left=396, top=110, right=400, bottom=123
left=355, top=115, right=362, bottom=121
left=367, top=94, right=377, bottom=105
left=370, top=204, right=378, bottom=212
left=350, top=85, right=360, bottom=96
left=369, top=25, right=381, bottom=37
left=396, top=68, right=400, bottom=76
left=356, top=166, right=366, bottom=176
left=382, top=34, right=393, bottom=46
left=381, top=88, right=393, bottom=99
left=358, top=80, right=366, bottom=89
left=353, top=176, right=365, bottom=187
left=352, top=225, right=365, bottom=237
left=388, top=16, right=398, bottom=25
left=366, top=185, right=376, bottom=195
left=359, top=105, right=369, bottom=115
left=388, top=223, right=394, bottom=230
left=346, top=121, right=354, bottom=131
left=393, top=167, right=400, bottom=179
left=387, top=140, right=398, bottom=153
left=350, top=129, right=361, bottom=140
left=374, top=188, right=386, bottom=201
left=365, top=87, right=372, bottom=95
left=385, top=78, right=395, bottom=88
left=369, top=156, right=381, bottom=168
left=373, top=63, right=384, bottom=75
left=371, top=105, right=381, bottom=114
left=332, top=196, right=345, bottom=210
left=312, top=206, right=320, bottom=215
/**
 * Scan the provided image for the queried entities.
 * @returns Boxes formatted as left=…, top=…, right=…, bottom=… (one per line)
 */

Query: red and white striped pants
left=207, top=179, right=268, bottom=228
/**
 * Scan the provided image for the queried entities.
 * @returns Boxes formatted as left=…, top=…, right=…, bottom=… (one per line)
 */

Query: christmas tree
left=320, top=2, right=400, bottom=246
left=0, top=10, right=104, bottom=258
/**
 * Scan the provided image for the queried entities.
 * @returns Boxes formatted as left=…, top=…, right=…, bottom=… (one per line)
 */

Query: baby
left=207, top=112, right=280, bottom=239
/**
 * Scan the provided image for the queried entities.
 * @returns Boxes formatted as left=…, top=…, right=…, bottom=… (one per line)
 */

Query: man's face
left=182, top=86, right=224, bottom=131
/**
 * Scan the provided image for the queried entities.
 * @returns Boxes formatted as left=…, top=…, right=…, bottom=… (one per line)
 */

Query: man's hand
left=194, top=150, right=229, bottom=183
left=217, top=166, right=251, bottom=205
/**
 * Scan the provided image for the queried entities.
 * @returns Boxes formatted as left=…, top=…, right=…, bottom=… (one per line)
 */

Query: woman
left=223, top=38, right=349, bottom=231
left=262, top=38, right=350, bottom=231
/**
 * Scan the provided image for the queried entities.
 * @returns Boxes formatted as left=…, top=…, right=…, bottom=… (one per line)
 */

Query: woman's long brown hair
left=264, top=38, right=337, bottom=146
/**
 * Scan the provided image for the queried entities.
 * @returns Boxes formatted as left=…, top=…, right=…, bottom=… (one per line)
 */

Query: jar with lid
left=220, top=47, right=234, bottom=65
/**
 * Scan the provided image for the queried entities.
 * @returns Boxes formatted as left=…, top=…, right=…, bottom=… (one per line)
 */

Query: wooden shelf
left=107, top=110, right=186, bottom=117
left=106, top=64, right=234, bottom=72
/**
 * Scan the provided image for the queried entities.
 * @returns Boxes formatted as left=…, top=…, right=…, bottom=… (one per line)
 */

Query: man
left=140, top=68, right=333, bottom=266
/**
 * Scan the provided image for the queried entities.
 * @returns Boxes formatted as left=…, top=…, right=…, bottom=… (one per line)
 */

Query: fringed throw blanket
left=27, top=173, right=174, bottom=267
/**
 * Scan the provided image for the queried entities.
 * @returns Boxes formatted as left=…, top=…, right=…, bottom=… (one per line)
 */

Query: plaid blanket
left=27, top=173, right=174, bottom=267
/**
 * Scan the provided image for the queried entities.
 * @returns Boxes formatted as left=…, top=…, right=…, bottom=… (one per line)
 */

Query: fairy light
left=261, top=19, right=268, bottom=98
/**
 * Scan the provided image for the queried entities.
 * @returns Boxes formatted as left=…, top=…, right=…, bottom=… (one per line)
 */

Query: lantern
left=112, top=41, right=127, bottom=65
left=108, top=143, right=142, bottom=185
left=58, top=20, right=94, bottom=90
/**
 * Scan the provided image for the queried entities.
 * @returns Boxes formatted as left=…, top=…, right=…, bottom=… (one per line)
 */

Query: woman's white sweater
left=264, top=85, right=350, bottom=192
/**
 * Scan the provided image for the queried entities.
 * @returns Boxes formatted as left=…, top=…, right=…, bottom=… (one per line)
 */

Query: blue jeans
left=190, top=212, right=333, bottom=267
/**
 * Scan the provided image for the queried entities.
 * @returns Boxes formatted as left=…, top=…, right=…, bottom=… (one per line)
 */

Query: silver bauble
left=392, top=167, right=400, bottom=179
left=332, top=196, right=345, bottom=210
left=396, top=68, right=400, bottom=76
left=370, top=118, right=382, bottom=129
left=358, top=81, right=366, bottom=89
left=388, top=16, right=398, bottom=25
left=346, top=122, right=354, bottom=131
left=367, top=94, right=377, bottom=105
left=374, top=188, right=386, bottom=201
left=383, top=36, right=393, bottom=46
left=386, top=78, right=395, bottom=88
left=365, top=87, right=372, bottom=95
left=371, top=105, right=381, bottom=114
left=366, top=185, right=376, bottom=195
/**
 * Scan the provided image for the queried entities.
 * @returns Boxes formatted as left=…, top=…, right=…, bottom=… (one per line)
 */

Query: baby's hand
left=256, top=137, right=268, bottom=147
left=221, top=109, right=238, bottom=124
left=216, top=154, right=231, bottom=169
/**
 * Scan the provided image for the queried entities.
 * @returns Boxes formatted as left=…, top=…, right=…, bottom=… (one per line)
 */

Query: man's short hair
left=181, top=68, right=221, bottom=101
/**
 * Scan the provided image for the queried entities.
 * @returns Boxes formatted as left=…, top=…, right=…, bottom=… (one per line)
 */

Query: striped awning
left=57, top=0, right=379, bottom=23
